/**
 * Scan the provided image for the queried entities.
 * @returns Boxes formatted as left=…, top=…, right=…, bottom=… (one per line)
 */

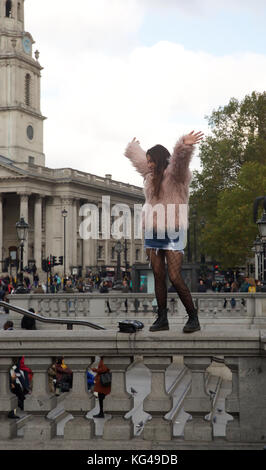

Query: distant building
left=0, top=0, right=145, bottom=279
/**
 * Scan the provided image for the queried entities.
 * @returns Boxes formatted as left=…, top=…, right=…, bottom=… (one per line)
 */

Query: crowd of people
left=0, top=272, right=132, bottom=295
left=5, top=351, right=111, bottom=420
left=197, top=276, right=263, bottom=293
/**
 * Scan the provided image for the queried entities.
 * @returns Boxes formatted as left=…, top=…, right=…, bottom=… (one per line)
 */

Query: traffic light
left=47, top=259, right=52, bottom=271
left=42, top=259, right=48, bottom=272
left=59, top=256, right=63, bottom=265
left=52, top=256, right=57, bottom=266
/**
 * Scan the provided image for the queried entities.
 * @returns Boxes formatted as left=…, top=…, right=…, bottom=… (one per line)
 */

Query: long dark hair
left=146, top=144, right=170, bottom=198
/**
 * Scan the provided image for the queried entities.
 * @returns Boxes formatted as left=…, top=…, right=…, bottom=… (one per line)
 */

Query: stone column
left=61, top=198, right=74, bottom=276
left=143, top=356, right=172, bottom=441
left=72, top=199, right=78, bottom=268
left=81, top=199, right=98, bottom=272
left=183, top=356, right=212, bottom=441
left=103, top=356, right=134, bottom=440
left=237, top=357, right=266, bottom=443
left=0, top=195, right=3, bottom=270
left=45, top=197, right=53, bottom=259
left=34, top=195, right=43, bottom=271
left=18, top=192, right=30, bottom=267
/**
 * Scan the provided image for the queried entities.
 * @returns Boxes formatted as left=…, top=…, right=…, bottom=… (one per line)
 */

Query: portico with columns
left=0, top=164, right=145, bottom=279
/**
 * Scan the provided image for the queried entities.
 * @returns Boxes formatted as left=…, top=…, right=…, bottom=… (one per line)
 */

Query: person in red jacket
left=91, top=357, right=111, bottom=418
left=17, top=356, right=33, bottom=391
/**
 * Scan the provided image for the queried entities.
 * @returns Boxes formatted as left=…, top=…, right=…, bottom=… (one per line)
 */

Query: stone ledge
left=0, top=437, right=264, bottom=450
left=0, top=328, right=263, bottom=358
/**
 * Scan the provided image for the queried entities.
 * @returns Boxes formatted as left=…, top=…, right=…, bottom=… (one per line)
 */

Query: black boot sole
left=149, top=325, right=169, bottom=332
left=183, top=326, right=201, bottom=333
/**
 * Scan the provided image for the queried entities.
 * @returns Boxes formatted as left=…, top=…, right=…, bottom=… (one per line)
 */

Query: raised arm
left=92, top=360, right=109, bottom=374
left=166, top=131, right=204, bottom=183
left=124, top=137, right=149, bottom=177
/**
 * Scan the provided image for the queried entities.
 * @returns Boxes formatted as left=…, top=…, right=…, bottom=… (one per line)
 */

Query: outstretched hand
left=183, top=131, right=204, bottom=145
left=131, top=137, right=140, bottom=144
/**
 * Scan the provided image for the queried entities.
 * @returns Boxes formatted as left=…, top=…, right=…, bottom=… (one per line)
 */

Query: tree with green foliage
left=190, top=91, right=266, bottom=269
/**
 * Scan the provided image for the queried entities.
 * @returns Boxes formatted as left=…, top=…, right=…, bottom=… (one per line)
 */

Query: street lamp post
left=192, top=209, right=197, bottom=263
left=61, top=208, right=68, bottom=284
left=15, top=216, right=29, bottom=293
left=113, top=240, right=123, bottom=290
left=124, top=238, right=129, bottom=279
left=253, top=236, right=263, bottom=281
left=253, top=196, right=266, bottom=292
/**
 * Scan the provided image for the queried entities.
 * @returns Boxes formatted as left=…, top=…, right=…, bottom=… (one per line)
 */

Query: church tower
left=0, top=0, right=45, bottom=166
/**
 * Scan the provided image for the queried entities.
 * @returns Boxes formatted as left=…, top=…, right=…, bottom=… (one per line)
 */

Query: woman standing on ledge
left=124, top=131, right=204, bottom=333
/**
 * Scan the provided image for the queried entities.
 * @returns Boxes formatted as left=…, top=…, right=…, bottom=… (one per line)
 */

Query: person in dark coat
left=21, top=307, right=36, bottom=330
left=3, top=321, right=14, bottom=330
left=100, top=281, right=112, bottom=313
left=9, top=358, right=32, bottom=414
left=55, top=357, right=73, bottom=393
left=91, top=357, right=111, bottom=418
left=198, top=280, right=207, bottom=293
left=0, top=286, right=10, bottom=312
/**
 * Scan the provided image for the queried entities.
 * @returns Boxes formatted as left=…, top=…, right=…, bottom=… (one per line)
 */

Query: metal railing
left=0, top=301, right=106, bottom=330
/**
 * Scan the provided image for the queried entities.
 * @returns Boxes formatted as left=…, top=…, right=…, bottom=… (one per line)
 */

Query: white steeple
left=0, top=0, right=46, bottom=166
left=0, top=0, right=25, bottom=33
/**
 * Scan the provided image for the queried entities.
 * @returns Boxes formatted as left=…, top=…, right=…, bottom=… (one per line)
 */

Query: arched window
left=25, top=73, right=31, bottom=106
left=6, top=0, right=12, bottom=18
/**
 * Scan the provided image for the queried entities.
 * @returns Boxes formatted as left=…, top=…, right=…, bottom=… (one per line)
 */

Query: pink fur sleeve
left=124, top=140, right=149, bottom=177
left=166, top=136, right=195, bottom=184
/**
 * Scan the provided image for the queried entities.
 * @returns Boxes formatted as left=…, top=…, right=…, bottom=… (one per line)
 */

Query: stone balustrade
left=0, top=328, right=265, bottom=449
left=5, top=292, right=266, bottom=330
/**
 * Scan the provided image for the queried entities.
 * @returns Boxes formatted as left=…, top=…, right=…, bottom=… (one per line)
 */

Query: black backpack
left=100, top=371, right=112, bottom=387
left=118, top=320, right=144, bottom=333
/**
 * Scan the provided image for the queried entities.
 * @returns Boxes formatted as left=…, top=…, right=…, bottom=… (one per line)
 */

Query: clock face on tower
left=22, top=37, right=31, bottom=54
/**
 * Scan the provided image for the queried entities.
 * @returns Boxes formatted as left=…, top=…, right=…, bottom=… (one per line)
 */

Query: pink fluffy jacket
left=124, top=137, right=195, bottom=233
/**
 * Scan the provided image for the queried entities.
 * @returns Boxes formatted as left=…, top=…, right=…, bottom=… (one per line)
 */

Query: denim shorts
left=144, top=229, right=185, bottom=254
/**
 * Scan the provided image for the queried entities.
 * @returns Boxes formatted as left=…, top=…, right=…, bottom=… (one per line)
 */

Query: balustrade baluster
left=23, top=356, right=57, bottom=440
left=128, top=298, right=137, bottom=313
left=223, top=357, right=240, bottom=441
left=224, top=357, right=239, bottom=414
left=183, top=357, right=212, bottom=441
left=143, top=356, right=172, bottom=441
left=102, top=356, right=134, bottom=440
left=63, top=357, right=95, bottom=440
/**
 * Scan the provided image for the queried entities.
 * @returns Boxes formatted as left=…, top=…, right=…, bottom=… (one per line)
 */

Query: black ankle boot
left=183, top=309, right=201, bottom=333
left=149, top=308, right=169, bottom=332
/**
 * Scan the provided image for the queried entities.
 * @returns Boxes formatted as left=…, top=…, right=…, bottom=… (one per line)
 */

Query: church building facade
left=0, top=0, right=145, bottom=280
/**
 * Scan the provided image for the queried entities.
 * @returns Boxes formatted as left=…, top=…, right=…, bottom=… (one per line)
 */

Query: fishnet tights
left=147, top=249, right=196, bottom=313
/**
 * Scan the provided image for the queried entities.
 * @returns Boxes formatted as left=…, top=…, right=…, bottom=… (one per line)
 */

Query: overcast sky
left=25, top=0, right=266, bottom=187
